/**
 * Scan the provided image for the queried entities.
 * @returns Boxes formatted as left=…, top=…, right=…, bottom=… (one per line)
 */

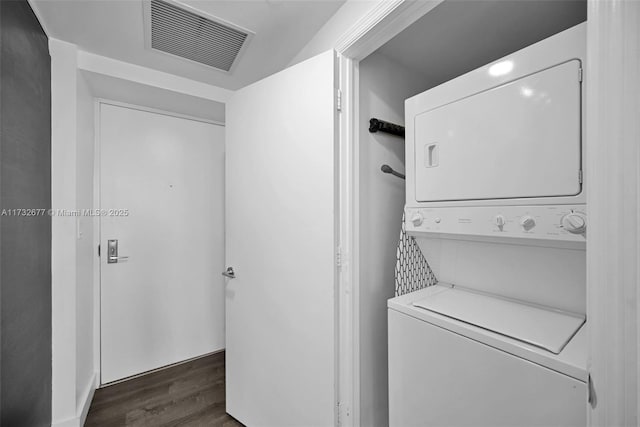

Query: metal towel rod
left=381, top=164, right=405, bottom=180
left=369, top=118, right=405, bottom=138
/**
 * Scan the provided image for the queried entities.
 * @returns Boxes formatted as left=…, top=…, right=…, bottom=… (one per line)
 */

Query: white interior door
left=100, top=103, right=225, bottom=384
left=225, top=50, right=337, bottom=426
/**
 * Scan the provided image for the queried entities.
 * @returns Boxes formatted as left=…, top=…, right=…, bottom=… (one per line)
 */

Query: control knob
left=519, top=215, right=536, bottom=231
left=410, top=213, right=424, bottom=227
left=561, top=212, right=586, bottom=234
left=494, top=215, right=506, bottom=230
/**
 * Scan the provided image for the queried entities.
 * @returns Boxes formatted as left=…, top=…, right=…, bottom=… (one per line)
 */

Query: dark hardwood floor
left=85, top=351, right=243, bottom=427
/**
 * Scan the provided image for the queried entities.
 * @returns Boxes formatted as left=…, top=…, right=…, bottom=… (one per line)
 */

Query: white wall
left=81, top=71, right=225, bottom=123
left=77, top=50, right=232, bottom=105
left=50, top=38, right=80, bottom=427
left=51, top=38, right=100, bottom=427
left=358, top=52, right=429, bottom=427
left=75, top=69, right=97, bottom=416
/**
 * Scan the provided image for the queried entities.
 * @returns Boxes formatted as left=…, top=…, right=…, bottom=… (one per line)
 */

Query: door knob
left=222, top=267, right=235, bottom=279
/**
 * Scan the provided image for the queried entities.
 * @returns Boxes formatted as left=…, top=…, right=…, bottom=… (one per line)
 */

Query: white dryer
left=389, top=23, right=588, bottom=427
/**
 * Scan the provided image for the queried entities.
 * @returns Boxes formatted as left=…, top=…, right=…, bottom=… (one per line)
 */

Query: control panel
left=405, top=205, right=586, bottom=242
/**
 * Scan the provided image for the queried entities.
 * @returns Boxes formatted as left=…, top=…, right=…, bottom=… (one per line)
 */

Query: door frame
left=333, top=2, right=444, bottom=425
left=92, top=98, right=225, bottom=386
left=584, top=1, right=640, bottom=425
left=335, top=1, right=640, bottom=426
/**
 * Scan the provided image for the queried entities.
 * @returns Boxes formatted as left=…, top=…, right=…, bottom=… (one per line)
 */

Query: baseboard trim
left=52, top=372, right=98, bottom=427
left=51, top=418, right=78, bottom=427
left=78, top=372, right=98, bottom=426
left=100, top=348, right=225, bottom=388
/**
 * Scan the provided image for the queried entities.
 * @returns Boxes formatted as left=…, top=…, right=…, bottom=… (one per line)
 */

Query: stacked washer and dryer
left=388, top=23, right=587, bottom=426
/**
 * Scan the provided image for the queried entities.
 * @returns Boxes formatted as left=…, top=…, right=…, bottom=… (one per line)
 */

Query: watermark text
left=1, top=208, right=130, bottom=217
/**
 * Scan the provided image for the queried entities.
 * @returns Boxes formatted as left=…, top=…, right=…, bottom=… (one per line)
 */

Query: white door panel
left=100, top=104, right=225, bottom=384
left=225, top=50, right=337, bottom=426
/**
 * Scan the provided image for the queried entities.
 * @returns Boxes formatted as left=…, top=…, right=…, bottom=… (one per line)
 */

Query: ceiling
left=32, top=0, right=345, bottom=90
left=376, top=0, right=586, bottom=89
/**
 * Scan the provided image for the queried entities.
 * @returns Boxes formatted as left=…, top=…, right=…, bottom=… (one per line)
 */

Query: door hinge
left=578, top=68, right=583, bottom=83
left=336, top=89, right=342, bottom=112
left=579, top=169, right=583, bottom=184
left=336, top=247, right=343, bottom=267
left=98, top=244, right=101, bottom=257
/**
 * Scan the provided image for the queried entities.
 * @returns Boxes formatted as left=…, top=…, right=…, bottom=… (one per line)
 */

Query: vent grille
left=150, top=0, right=249, bottom=72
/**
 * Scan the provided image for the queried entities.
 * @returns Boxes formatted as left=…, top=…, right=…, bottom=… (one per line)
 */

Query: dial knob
left=561, top=212, right=586, bottom=234
left=520, top=215, right=536, bottom=231
left=410, top=213, right=423, bottom=226
left=495, top=215, right=506, bottom=230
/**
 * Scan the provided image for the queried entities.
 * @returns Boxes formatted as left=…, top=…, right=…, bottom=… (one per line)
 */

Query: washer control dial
left=561, top=212, right=586, bottom=234
left=519, top=215, right=536, bottom=231
left=495, top=215, right=506, bottom=230
left=410, top=213, right=424, bottom=227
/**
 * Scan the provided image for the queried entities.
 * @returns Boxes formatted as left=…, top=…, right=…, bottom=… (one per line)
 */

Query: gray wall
left=0, top=1, right=52, bottom=426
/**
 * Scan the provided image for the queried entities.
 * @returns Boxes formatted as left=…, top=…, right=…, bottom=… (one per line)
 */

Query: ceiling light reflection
left=489, top=60, right=514, bottom=77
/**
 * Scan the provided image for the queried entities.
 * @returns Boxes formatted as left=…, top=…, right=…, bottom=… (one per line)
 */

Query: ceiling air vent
left=148, top=0, right=252, bottom=72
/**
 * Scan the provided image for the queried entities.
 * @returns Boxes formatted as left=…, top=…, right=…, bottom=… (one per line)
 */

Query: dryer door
left=414, top=60, right=582, bottom=202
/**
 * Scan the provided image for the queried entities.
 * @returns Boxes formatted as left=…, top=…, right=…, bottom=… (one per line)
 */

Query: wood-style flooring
left=85, top=351, right=243, bottom=427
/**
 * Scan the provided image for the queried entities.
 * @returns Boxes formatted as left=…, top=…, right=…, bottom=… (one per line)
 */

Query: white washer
left=388, top=285, right=587, bottom=427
